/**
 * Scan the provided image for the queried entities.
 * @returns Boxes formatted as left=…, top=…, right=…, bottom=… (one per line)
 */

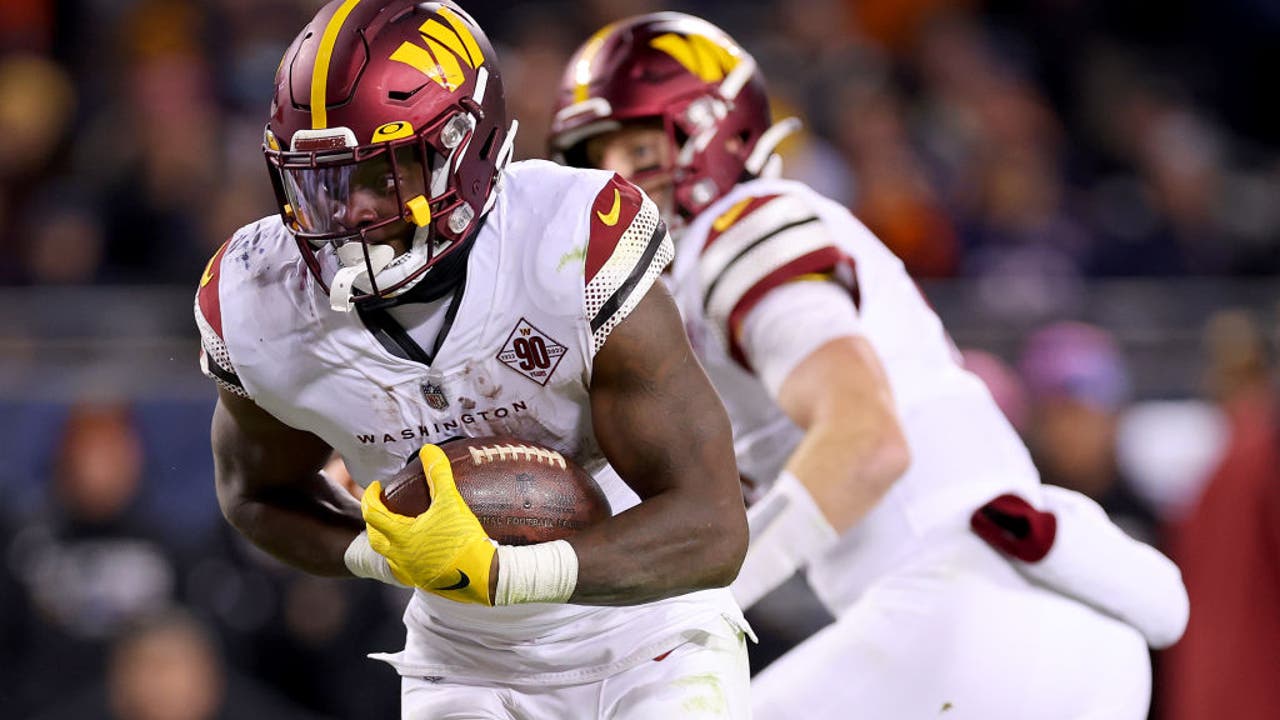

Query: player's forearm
left=216, top=471, right=365, bottom=577
left=773, top=336, right=911, bottom=533
left=728, top=415, right=907, bottom=610
left=575, top=385, right=749, bottom=605
left=785, top=413, right=909, bottom=533
left=566, top=485, right=747, bottom=605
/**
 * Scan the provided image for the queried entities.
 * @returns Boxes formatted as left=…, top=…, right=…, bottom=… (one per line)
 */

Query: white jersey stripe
left=703, top=222, right=834, bottom=339
left=699, top=194, right=815, bottom=281
left=700, top=216, right=820, bottom=310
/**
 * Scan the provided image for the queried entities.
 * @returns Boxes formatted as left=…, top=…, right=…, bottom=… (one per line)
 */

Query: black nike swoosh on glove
left=434, top=570, right=470, bottom=591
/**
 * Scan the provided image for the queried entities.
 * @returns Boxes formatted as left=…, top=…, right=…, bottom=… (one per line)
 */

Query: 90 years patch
left=497, top=318, right=567, bottom=386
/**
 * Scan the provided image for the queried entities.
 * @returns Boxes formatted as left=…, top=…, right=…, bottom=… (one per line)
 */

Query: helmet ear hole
left=726, top=129, right=752, bottom=155
left=388, top=84, right=428, bottom=102
left=479, top=127, right=498, bottom=160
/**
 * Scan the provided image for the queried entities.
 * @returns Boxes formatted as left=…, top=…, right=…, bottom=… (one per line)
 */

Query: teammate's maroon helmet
left=264, top=0, right=514, bottom=310
left=548, top=13, right=797, bottom=223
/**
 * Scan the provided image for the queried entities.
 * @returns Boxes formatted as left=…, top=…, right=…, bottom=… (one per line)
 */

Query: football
left=380, top=435, right=611, bottom=545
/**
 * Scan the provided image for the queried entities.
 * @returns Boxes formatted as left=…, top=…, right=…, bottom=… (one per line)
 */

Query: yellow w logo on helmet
left=390, top=6, right=484, bottom=92
left=649, top=33, right=740, bottom=82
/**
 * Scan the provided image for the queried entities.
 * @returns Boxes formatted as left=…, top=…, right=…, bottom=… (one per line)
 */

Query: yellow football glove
left=361, top=444, right=496, bottom=605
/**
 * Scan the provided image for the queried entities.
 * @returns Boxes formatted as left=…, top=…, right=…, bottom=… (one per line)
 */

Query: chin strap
left=330, top=243, right=395, bottom=312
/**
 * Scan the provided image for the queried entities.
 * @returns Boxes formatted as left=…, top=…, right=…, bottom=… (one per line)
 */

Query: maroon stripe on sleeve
left=584, top=174, right=645, bottom=285
left=197, top=241, right=230, bottom=339
left=723, top=246, right=852, bottom=370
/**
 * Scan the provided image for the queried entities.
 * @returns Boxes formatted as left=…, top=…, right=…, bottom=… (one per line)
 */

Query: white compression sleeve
left=494, top=540, right=579, bottom=605
left=738, top=279, right=862, bottom=398
left=344, top=530, right=409, bottom=588
left=730, top=471, right=839, bottom=610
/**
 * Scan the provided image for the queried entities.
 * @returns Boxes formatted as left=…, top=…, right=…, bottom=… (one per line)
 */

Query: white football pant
left=753, top=533, right=1151, bottom=720
left=400, top=616, right=750, bottom=719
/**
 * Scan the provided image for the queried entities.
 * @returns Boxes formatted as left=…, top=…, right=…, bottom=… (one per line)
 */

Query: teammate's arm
left=774, top=334, right=909, bottom=531
left=211, top=386, right=365, bottom=576
left=571, top=282, right=748, bottom=605
left=730, top=280, right=910, bottom=608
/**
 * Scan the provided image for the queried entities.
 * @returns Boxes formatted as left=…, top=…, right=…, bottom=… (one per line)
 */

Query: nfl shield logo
left=421, top=381, right=449, bottom=410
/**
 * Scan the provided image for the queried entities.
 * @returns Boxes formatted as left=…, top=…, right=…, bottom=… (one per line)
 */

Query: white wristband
left=494, top=539, right=579, bottom=605
left=730, top=470, right=838, bottom=610
left=344, top=530, right=408, bottom=588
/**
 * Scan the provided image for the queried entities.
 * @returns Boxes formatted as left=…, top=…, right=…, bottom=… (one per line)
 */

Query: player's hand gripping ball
left=362, top=444, right=496, bottom=604
left=361, top=437, right=610, bottom=604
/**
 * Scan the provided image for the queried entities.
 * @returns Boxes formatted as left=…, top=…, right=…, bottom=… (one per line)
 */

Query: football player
left=196, top=2, right=754, bottom=717
left=550, top=13, right=1189, bottom=718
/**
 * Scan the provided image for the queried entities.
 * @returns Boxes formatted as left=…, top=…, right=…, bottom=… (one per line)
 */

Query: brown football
left=379, top=436, right=611, bottom=545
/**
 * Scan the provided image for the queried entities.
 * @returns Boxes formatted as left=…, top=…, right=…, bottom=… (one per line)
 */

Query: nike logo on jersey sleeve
left=596, top=188, right=622, bottom=226
left=200, top=251, right=220, bottom=287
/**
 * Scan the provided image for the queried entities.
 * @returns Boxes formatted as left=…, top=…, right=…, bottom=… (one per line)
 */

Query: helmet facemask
left=264, top=108, right=488, bottom=312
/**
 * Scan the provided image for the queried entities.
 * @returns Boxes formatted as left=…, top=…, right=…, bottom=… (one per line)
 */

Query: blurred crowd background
left=1, top=0, right=1277, bottom=718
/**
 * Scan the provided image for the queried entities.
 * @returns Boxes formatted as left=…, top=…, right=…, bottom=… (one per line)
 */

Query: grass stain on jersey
left=557, top=245, right=586, bottom=272
left=674, top=673, right=727, bottom=715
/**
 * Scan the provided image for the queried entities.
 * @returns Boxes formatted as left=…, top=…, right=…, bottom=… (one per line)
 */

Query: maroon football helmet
left=264, top=0, right=514, bottom=310
left=548, top=12, right=797, bottom=223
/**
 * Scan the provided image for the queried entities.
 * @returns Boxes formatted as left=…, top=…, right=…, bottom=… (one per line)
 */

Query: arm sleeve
left=738, top=279, right=863, bottom=399
left=583, top=173, right=674, bottom=355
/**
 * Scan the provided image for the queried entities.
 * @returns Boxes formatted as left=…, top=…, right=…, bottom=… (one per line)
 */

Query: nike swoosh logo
left=433, top=570, right=470, bottom=591
left=199, top=255, right=217, bottom=288
left=200, top=242, right=227, bottom=288
left=596, top=188, right=621, bottom=226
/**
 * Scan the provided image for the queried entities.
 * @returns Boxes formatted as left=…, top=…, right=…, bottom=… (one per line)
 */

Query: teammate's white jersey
left=668, top=177, right=1042, bottom=613
left=195, top=159, right=745, bottom=684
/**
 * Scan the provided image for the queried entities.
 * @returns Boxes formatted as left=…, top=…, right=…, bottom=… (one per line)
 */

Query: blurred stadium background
left=1, top=0, right=1277, bottom=718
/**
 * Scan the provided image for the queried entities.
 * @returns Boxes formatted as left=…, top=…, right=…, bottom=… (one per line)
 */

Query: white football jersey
left=668, top=177, right=1042, bottom=613
left=195, top=159, right=745, bottom=684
